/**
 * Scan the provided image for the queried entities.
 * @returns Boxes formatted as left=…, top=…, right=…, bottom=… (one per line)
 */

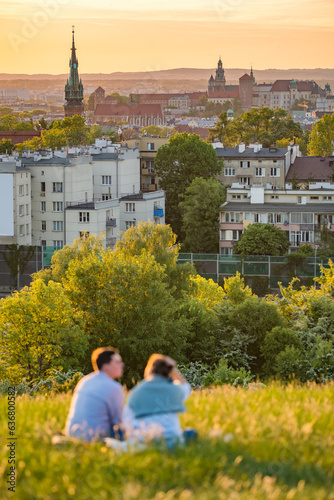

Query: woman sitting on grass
left=124, top=354, right=196, bottom=447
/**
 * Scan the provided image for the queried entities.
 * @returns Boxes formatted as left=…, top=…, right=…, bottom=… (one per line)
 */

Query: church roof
left=239, top=73, right=253, bottom=81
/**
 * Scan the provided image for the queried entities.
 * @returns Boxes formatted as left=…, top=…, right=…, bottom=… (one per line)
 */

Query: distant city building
left=64, top=27, right=84, bottom=117
left=93, top=103, right=164, bottom=126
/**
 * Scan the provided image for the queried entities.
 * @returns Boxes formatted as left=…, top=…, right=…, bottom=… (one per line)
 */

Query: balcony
left=106, top=218, right=116, bottom=227
left=142, top=168, right=149, bottom=175
left=154, top=206, right=164, bottom=217
left=149, top=184, right=157, bottom=191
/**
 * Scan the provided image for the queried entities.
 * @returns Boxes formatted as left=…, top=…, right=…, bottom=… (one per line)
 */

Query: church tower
left=208, top=57, right=226, bottom=94
left=64, top=27, right=84, bottom=117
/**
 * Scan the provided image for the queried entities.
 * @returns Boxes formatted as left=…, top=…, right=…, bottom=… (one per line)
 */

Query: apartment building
left=220, top=185, right=334, bottom=254
left=215, top=143, right=300, bottom=189
left=0, top=157, right=32, bottom=246
left=1, top=140, right=166, bottom=254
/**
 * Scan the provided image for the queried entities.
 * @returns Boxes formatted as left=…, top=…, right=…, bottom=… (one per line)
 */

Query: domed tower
left=64, top=26, right=84, bottom=117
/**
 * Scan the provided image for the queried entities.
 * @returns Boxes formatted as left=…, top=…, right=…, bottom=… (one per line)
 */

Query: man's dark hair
left=151, top=358, right=173, bottom=378
left=91, top=347, right=118, bottom=371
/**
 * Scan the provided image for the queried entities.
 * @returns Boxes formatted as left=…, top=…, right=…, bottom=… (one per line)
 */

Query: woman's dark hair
left=151, top=358, right=173, bottom=378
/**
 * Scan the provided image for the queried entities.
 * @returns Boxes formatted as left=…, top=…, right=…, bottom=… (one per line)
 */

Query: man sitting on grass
left=65, top=347, right=124, bottom=442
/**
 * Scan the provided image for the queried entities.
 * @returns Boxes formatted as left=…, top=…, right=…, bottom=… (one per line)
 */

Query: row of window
left=223, top=212, right=333, bottom=225
left=224, top=167, right=280, bottom=177
left=220, top=230, right=320, bottom=247
left=40, top=182, right=63, bottom=193
left=41, top=203, right=136, bottom=214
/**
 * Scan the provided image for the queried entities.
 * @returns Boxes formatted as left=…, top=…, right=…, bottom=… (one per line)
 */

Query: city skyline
left=0, top=0, right=333, bottom=74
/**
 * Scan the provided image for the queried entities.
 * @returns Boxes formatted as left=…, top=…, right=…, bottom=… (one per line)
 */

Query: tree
left=0, top=138, right=14, bottom=154
left=154, top=133, right=223, bottom=239
left=307, top=114, right=334, bottom=156
left=233, top=223, right=290, bottom=256
left=0, top=279, right=88, bottom=384
left=2, top=244, right=35, bottom=288
left=180, top=177, right=226, bottom=253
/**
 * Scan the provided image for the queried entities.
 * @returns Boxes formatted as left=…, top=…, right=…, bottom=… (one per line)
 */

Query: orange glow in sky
left=0, top=0, right=333, bottom=74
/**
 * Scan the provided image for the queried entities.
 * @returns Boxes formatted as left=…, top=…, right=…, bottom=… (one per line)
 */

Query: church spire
left=64, top=26, right=84, bottom=117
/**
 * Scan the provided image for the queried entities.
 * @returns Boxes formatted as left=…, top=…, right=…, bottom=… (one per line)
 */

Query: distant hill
left=0, top=68, right=333, bottom=93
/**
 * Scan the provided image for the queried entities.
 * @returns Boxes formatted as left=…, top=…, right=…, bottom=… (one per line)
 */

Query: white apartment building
left=5, top=141, right=166, bottom=255
left=0, top=157, right=32, bottom=246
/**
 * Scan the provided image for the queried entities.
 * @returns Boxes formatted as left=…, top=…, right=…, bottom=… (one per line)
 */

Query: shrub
left=261, top=326, right=304, bottom=375
left=178, top=362, right=211, bottom=388
left=204, top=359, right=254, bottom=388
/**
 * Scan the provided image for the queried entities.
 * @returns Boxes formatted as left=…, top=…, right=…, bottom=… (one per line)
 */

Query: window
left=53, top=221, right=63, bottom=231
left=290, top=231, right=314, bottom=246
left=19, top=185, right=24, bottom=196
left=19, top=225, right=24, bottom=236
left=147, top=143, right=155, bottom=151
left=41, top=201, right=46, bottom=212
left=241, top=161, right=250, bottom=168
left=268, top=213, right=284, bottom=224
left=41, top=182, right=45, bottom=192
left=19, top=205, right=24, bottom=216
left=79, top=212, right=90, bottom=223
left=291, top=213, right=313, bottom=224
left=26, top=224, right=29, bottom=235
left=240, top=177, right=250, bottom=185
left=41, top=240, right=46, bottom=247
left=26, top=204, right=29, bottom=216
left=271, top=195, right=279, bottom=199
left=224, top=168, right=235, bottom=176
left=126, top=221, right=136, bottom=229
left=323, top=196, right=332, bottom=200
left=126, top=203, right=135, bottom=212
left=41, top=220, right=46, bottom=231
left=80, top=231, right=90, bottom=238
left=26, top=184, right=29, bottom=195
left=146, top=160, right=155, bottom=172
left=310, top=196, right=319, bottom=200
left=53, top=240, right=63, bottom=249
left=53, top=202, right=63, bottom=212
left=102, top=194, right=111, bottom=201
left=255, top=168, right=265, bottom=177
left=232, top=195, right=241, bottom=199
left=102, top=175, right=111, bottom=185
left=225, top=212, right=241, bottom=223
left=53, top=182, right=63, bottom=193
left=270, top=168, right=280, bottom=177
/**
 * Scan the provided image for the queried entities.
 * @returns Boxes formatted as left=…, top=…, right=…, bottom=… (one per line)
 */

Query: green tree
left=180, top=177, right=226, bottom=253
left=0, top=279, right=87, bottom=384
left=154, top=133, right=223, bottom=239
left=0, top=138, right=15, bottom=154
left=234, top=223, right=290, bottom=256
left=307, top=114, right=334, bottom=156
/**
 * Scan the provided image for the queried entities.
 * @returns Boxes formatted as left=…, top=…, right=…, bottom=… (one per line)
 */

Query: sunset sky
left=0, top=0, right=333, bottom=74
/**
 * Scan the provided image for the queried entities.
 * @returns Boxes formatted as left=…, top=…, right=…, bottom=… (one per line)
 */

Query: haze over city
left=0, top=0, right=333, bottom=74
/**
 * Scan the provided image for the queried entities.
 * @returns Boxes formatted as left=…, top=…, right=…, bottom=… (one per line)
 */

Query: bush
left=179, top=362, right=211, bottom=388
left=0, top=369, right=84, bottom=396
left=204, top=359, right=254, bottom=388
left=261, top=326, right=304, bottom=375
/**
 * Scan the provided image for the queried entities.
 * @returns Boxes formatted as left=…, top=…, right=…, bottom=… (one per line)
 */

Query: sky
left=0, top=0, right=333, bottom=74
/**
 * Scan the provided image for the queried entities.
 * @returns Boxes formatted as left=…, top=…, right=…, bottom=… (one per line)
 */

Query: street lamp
left=314, top=245, right=319, bottom=289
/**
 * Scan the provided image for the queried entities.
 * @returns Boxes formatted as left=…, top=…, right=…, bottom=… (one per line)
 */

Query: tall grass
left=1, top=383, right=333, bottom=499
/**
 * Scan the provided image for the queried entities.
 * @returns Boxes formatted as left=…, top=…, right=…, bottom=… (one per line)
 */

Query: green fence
left=178, top=253, right=329, bottom=290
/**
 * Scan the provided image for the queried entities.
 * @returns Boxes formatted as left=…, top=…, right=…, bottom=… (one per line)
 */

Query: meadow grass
left=0, top=382, right=333, bottom=500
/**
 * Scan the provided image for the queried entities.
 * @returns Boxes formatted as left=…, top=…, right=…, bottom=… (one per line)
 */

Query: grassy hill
left=0, top=383, right=333, bottom=499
